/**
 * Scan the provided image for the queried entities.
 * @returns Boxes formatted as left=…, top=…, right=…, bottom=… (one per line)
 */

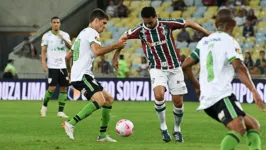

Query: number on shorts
left=73, top=39, right=80, bottom=61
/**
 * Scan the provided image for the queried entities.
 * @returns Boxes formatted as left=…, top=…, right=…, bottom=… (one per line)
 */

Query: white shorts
left=149, top=67, right=188, bottom=95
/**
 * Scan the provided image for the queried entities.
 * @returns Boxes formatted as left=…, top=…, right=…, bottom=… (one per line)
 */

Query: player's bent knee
left=154, top=93, right=164, bottom=101
left=105, top=96, right=114, bottom=105
left=59, top=87, right=67, bottom=92
left=48, top=86, right=56, bottom=92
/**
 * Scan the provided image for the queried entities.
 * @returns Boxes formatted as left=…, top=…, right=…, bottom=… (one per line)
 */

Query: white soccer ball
left=115, top=119, right=134, bottom=137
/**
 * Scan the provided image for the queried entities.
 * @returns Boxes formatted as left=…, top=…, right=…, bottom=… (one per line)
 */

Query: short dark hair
left=141, top=7, right=156, bottom=18
left=215, top=9, right=235, bottom=26
left=260, top=50, right=265, bottom=54
left=89, top=9, right=109, bottom=23
left=51, top=16, right=60, bottom=22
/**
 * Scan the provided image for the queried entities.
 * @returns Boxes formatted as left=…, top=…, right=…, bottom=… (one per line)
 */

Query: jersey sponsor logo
left=147, top=40, right=168, bottom=47
left=204, top=38, right=221, bottom=45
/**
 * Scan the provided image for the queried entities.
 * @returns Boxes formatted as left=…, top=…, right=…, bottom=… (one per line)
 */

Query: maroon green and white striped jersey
left=126, top=18, right=185, bottom=70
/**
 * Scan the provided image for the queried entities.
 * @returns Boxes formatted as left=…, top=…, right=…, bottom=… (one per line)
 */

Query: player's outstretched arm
left=184, top=20, right=211, bottom=36
left=182, top=57, right=200, bottom=98
left=41, top=46, right=48, bottom=72
left=232, top=59, right=265, bottom=111
left=91, top=40, right=126, bottom=57
left=112, top=34, right=128, bottom=70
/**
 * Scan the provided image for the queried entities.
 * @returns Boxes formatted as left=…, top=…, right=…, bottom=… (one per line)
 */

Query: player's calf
left=221, top=117, right=246, bottom=150
left=244, top=115, right=262, bottom=150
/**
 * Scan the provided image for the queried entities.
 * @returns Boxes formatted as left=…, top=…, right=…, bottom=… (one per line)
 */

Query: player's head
left=215, top=9, right=236, bottom=34
left=141, top=7, right=157, bottom=29
left=51, top=16, right=61, bottom=32
left=89, top=9, right=109, bottom=33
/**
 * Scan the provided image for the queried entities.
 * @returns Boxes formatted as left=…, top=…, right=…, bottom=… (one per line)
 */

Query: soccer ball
left=115, top=119, right=134, bottom=137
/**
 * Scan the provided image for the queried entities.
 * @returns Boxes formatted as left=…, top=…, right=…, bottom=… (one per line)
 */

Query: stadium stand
left=7, top=0, right=266, bottom=78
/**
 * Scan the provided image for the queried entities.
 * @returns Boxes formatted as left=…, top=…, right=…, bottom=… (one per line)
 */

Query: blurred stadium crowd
left=3, top=0, right=266, bottom=78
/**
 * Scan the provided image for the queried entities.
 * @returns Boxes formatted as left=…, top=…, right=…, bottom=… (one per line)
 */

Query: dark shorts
left=204, top=94, right=246, bottom=125
left=71, top=74, right=103, bottom=100
left=48, top=68, right=69, bottom=86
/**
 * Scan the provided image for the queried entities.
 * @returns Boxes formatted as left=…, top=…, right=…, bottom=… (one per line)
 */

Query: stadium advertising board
left=0, top=79, right=46, bottom=100
left=0, top=78, right=265, bottom=103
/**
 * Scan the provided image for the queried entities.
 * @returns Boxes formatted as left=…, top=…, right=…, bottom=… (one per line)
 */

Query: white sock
left=154, top=100, right=167, bottom=130
left=173, top=104, right=184, bottom=132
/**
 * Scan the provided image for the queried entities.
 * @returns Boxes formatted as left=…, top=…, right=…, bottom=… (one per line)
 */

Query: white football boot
left=62, top=121, right=74, bottom=140
left=57, top=112, right=69, bottom=118
left=40, top=105, right=47, bottom=117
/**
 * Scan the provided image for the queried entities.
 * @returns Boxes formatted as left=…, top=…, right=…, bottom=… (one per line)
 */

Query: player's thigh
left=48, top=69, right=59, bottom=91
left=167, top=67, right=187, bottom=96
left=172, top=95, right=184, bottom=107
left=149, top=69, right=167, bottom=100
left=205, top=94, right=246, bottom=131
left=58, top=69, right=69, bottom=89
left=72, top=75, right=103, bottom=101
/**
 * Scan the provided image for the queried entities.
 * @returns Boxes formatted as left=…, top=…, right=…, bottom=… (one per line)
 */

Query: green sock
left=99, top=104, right=112, bottom=138
left=246, top=129, right=261, bottom=150
left=43, top=89, right=54, bottom=107
left=58, top=92, right=67, bottom=112
left=68, top=101, right=101, bottom=125
left=220, top=131, right=241, bottom=150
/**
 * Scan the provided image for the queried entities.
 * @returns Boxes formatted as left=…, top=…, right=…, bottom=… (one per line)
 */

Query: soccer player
left=40, top=16, right=72, bottom=118
left=62, top=9, right=126, bottom=141
left=182, top=9, right=265, bottom=150
left=112, top=6, right=211, bottom=142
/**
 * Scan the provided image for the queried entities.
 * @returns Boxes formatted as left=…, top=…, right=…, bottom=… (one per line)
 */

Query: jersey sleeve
left=88, top=30, right=101, bottom=45
left=64, top=33, right=72, bottom=45
left=190, top=47, right=200, bottom=64
left=226, top=37, right=244, bottom=63
left=41, top=34, right=48, bottom=47
left=159, top=18, right=185, bottom=30
left=126, top=25, right=141, bottom=39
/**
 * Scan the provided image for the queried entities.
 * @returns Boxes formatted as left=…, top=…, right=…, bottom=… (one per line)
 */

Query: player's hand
left=195, top=88, right=200, bottom=99
left=57, top=34, right=63, bottom=39
left=252, top=90, right=265, bottom=111
left=112, top=58, right=119, bottom=71
left=42, top=63, right=48, bottom=72
left=116, top=40, right=127, bottom=49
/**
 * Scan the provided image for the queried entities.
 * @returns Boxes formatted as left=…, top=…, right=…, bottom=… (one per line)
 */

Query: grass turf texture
left=0, top=100, right=265, bottom=150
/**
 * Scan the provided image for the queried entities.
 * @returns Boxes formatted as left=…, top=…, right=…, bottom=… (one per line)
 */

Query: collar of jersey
left=51, top=30, right=60, bottom=35
left=142, top=19, right=159, bottom=30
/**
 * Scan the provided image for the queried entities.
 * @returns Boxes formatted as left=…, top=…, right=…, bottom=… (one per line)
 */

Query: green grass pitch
left=0, top=100, right=265, bottom=150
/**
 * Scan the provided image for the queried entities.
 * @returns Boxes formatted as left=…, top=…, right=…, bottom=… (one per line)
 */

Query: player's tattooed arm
left=112, top=34, right=128, bottom=70
left=58, top=34, right=72, bottom=49
left=184, top=20, right=211, bottom=36
left=182, top=57, right=200, bottom=98
left=91, top=40, right=126, bottom=56
left=112, top=48, right=122, bottom=71
left=232, top=59, right=265, bottom=111
left=65, top=50, right=73, bottom=73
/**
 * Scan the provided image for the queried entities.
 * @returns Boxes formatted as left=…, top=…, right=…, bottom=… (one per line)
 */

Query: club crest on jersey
left=95, top=36, right=100, bottom=42
left=235, top=48, right=242, bottom=54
